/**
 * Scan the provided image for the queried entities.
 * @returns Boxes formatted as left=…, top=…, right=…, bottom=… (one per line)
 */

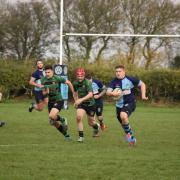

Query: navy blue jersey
left=31, top=69, right=44, bottom=91
left=92, top=79, right=105, bottom=104
left=108, top=75, right=141, bottom=108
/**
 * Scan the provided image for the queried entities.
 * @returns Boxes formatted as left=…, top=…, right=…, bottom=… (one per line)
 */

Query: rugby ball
left=112, top=88, right=123, bottom=100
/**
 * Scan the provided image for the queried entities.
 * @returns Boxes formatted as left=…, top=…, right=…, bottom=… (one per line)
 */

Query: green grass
left=0, top=102, right=180, bottom=180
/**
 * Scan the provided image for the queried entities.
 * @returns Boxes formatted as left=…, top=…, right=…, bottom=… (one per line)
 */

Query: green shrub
left=67, top=61, right=180, bottom=102
left=0, top=59, right=179, bottom=102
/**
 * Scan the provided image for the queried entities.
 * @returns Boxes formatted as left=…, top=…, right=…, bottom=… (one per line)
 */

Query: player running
left=0, top=92, right=5, bottom=127
left=29, top=59, right=48, bottom=112
left=106, top=65, right=148, bottom=145
left=41, top=65, right=75, bottom=140
left=86, top=74, right=107, bottom=131
left=73, top=68, right=100, bottom=142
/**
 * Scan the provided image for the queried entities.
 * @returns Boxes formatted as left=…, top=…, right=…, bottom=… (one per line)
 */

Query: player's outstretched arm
left=65, top=80, right=76, bottom=101
left=29, top=77, right=44, bottom=88
left=97, top=85, right=107, bottom=98
left=139, top=81, right=148, bottom=100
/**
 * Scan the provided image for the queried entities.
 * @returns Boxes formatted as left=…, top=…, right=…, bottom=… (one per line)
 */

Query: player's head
left=115, top=65, right=125, bottom=79
left=36, top=58, right=44, bottom=70
left=44, top=65, right=53, bottom=79
left=76, top=68, right=85, bottom=82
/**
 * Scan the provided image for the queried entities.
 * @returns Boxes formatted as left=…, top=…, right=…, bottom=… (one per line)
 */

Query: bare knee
left=49, top=114, right=56, bottom=120
left=120, top=112, right=128, bottom=123
left=76, top=116, right=83, bottom=123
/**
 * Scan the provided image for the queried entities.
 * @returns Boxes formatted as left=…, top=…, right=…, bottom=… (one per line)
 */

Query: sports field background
left=0, top=101, right=180, bottom=180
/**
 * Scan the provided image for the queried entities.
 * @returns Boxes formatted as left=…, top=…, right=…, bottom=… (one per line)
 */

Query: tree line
left=0, top=0, right=179, bottom=69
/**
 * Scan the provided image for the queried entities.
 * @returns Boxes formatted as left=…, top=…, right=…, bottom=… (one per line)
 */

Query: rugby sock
left=98, top=119, right=103, bottom=125
left=56, top=115, right=60, bottom=121
left=57, top=125, right=68, bottom=136
left=122, top=123, right=133, bottom=136
left=93, top=123, right=99, bottom=130
left=79, top=131, right=84, bottom=137
left=57, top=115, right=66, bottom=124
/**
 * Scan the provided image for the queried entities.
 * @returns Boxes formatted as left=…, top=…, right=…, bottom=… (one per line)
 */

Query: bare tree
left=141, top=0, right=180, bottom=69
left=2, top=1, right=52, bottom=60
left=120, top=0, right=148, bottom=64
left=0, top=0, right=9, bottom=58
left=120, top=0, right=180, bottom=68
left=63, top=0, right=122, bottom=62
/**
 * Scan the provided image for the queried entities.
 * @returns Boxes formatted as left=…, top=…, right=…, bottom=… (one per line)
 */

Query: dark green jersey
left=73, top=78, right=95, bottom=106
left=41, top=75, right=66, bottom=102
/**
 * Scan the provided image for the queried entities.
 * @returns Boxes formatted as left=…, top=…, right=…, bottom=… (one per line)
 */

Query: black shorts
left=33, top=90, right=47, bottom=104
left=48, top=101, right=64, bottom=113
left=95, top=102, right=103, bottom=116
left=116, top=102, right=136, bottom=123
left=77, top=104, right=96, bottom=117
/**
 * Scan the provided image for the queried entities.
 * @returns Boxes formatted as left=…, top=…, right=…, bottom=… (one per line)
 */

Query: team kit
left=28, top=60, right=148, bottom=145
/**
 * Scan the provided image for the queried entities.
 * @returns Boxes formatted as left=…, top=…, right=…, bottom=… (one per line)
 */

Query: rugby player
left=73, top=68, right=100, bottom=142
left=41, top=65, right=75, bottom=140
left=106, top=65, right=148, bottom=145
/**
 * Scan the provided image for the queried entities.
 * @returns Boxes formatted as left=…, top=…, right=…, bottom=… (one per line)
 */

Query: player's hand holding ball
left=112, top=88, right=123, bottom=100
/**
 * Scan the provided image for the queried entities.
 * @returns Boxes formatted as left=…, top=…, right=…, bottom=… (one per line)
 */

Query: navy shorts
left=33, top=90, right=47, bottom=104
left=95, top=102, right=103, bottom=116
left=77, top=104, right=96, bottom=117
left=48, top=101, right=64, bottom=112
left=116, top=102, right=136, bottom=123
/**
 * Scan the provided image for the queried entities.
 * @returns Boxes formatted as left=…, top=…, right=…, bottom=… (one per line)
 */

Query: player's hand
left=74, top=103, right=78, bottom=109
left=43, top=88, right=49, bottom=95
left=112, top=91, right=121, bottom=97
left=37, top=84, right=44, bottom=88
left=74, top=99, right=83, bottom=106
left=142, top=96, right=148, bottom=100
left=94, top=94, right=100, bottom=99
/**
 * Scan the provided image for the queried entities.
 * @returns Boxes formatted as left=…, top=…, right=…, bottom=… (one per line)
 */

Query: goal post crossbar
left=65, top=33, right=180, bottom=38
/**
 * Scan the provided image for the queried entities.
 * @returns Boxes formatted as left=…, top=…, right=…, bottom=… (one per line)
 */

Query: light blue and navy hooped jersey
left=108, top=75, right=142, bottom=108
left=31, top=69, right=45, bottom=91
left=92, top=79, right=105, bottom=103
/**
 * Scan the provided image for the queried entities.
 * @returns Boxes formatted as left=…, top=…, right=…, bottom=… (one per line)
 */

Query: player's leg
left=43, top=97, right=48, bottom=106
left=48, top=101, right=70, bottom=140
left=96, top=103, right=107, bottom=131
left=76, top=107, right=86, bottom=142
left=117, top=103, right=136, bottom=145
left=86, top=105, right=100, bottom=137
left=29, top=91, right=45, bottom=112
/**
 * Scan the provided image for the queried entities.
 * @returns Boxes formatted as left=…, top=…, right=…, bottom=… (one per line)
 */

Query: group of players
left=28, top=59, right=148, bottom=145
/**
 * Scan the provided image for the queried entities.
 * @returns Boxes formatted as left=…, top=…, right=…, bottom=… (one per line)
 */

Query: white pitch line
left=66, top=33, right=180, bottom=38
left=0, top=143, right=44, bottom=147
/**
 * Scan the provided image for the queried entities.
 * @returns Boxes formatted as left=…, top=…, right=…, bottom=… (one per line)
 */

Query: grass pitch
left=0, top=101, right=180, bottom=180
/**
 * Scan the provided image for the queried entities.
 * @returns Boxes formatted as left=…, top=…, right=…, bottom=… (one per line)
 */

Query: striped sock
left=122, top=123, right=133, bottom=136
